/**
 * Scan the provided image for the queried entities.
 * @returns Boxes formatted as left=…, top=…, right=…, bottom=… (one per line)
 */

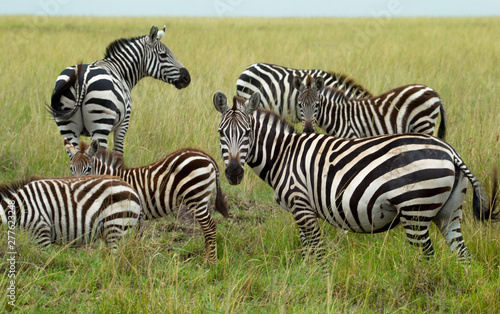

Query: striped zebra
left=294, top=74, right=447, bottom=138
left=213, top=91, right=499, bottom=262
left=0, top=175, right=142, bottom=251
left=65, top=140, right=229, bottom=264
left=236, top=63, right=372, bottom=125
left=48, top=25, right=191, bottom=154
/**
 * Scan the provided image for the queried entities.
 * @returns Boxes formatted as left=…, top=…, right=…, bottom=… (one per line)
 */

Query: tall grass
left=0, top=16, right=499, bottom=312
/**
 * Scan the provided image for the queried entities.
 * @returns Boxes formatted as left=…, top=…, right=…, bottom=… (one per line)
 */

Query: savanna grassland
left=0, top=16, right=499, bottom=312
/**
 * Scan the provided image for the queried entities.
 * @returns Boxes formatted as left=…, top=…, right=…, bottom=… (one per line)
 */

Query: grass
left=0, top=16, right=499, bottom=312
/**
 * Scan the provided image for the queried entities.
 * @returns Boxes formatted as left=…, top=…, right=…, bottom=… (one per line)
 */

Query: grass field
left=0, top=16, right=499, bottom=312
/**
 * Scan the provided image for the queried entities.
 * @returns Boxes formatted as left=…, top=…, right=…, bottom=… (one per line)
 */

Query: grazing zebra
left=65, top=140, right=229, bottom=264
left=213, top=91, right=498, bottom=262
left=48, top=25, right=191, bottom=154
left=0, top=175, right=142, bottom=251
left=294, top=74, right=447, bottom=138
left=236, top=63, right=372, bottom=125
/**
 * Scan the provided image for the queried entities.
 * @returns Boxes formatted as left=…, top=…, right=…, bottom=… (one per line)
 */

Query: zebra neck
left=98, top=50, right=147, bottom=91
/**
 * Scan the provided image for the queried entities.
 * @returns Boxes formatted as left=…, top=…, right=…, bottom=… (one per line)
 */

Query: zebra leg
left=434, top=175, right=470, bottom=262
left=400, top=211, right=435, bottom=257
left=32, top=221, right=52, bottom=248
left=191, top=203, right=217, bottom=264
left=112, top=116, right=130, bottom=154
left=292, top=209, right=324, bottom=261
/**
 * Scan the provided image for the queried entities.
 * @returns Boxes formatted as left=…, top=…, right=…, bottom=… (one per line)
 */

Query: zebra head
left=293, top=74, right=324, bottom=133
left=65, top=139, right=99, bottom=176
left=213, top=91, right=261, bottom=185
left=145, top=25, right=191, bottom=89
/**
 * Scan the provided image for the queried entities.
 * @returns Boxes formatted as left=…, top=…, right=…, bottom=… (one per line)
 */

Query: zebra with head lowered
left=293, top=74, right=447, bottom=138
left=0, top=175, right=142, bottom=251
left=213, top=91, right=499, bottom=263
left=48, top=25, right=191, bottom=154
left=236, top=63, right=372, bottom=127
left=65, top=140, right=229, bottom=264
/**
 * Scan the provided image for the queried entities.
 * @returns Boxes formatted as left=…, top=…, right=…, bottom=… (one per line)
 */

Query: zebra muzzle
left=225, top=160, right=244, bottom=185
left=174, top=68, right=191, bottom=89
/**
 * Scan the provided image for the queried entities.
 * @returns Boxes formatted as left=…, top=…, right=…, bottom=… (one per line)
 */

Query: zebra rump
left=65, top=140, right=229, bottom=264
left=0, top=175, right=142, bottom=251
left=236, top=63, right=372, bottom=123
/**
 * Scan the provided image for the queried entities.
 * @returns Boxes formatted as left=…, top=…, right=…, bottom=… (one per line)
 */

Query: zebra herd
left=1, top=25, right=498, bottom=265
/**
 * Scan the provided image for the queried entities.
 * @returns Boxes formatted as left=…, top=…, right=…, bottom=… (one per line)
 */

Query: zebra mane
left=79, top=141, right=125, bottom=170
left=104, top=36, right=143, bottom=59
left=325, top=71, right=373, bottom=99
left=0, top=176, right=43, bottom=195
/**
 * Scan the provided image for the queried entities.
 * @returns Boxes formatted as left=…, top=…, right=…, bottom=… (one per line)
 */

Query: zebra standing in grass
left=0, top=175, right=142, bottom=251
left=213, top=91, right=498, bottom=262
left=294, top=74, right=447, bottom=138
left=48, top=25, right=191, bottom=154
left=65, top=140, right=229, bottom=264
left=236, top=63, right=372, bottom=125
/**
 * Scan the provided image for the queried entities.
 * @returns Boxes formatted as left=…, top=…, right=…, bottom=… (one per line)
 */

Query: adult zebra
left=213, top=91, right=499, bottom=262
left=293, top=75, right=447, bottom=138
left=48, top=25, right=191, bottom=154
left=65, top=140, right=229, bottom=264
left=236, top=63, right=372, bottom=125
left=0, top=175, right=142, bottom=251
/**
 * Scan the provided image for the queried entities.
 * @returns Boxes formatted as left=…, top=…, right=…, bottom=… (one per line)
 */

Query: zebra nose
left=175, top=68, right=190, bottom=89
left=225, top=160, right=244, bottom=185
left=303, top=120, right=315, bottom=133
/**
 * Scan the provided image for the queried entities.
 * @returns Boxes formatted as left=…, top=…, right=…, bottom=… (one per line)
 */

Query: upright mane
left=78, top=141, right=126, bottom=170
left=104, top=36, right=142, bottom=59
left=326, top=71, right=373, bottom=99
left=0, top=176, right=42, bottom=196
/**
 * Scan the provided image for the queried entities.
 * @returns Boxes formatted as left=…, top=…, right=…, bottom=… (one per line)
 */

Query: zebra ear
left=149, top=25, right=159, bottom=42
left=245, top=92, right=261, bottom=115
left=213, top=91, right=229, bottom=115
left=157, top=25, right=166, bottom=41
left=315, top=77, right=325, bottom=90
left=64, top=139, right=77, bottom=157
left=87, top=140, right=100, bottom=158
left=292, top=76, right=302, bottom=91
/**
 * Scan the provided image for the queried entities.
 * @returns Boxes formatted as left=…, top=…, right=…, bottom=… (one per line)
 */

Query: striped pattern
left=295, top=74, right=446, bottom=138
left=236, top=63, right=372, bottom=123
left=0, top=175, right=142, bottom=251
left=48, top=26, right=190, bottom=154
left=213, top=91, right=498, bottom=262
left=65, top=140, right=229, bottom=264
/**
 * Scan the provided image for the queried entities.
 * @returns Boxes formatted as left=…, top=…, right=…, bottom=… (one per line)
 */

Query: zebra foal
left=0, top=175, right=142, bottom=251
left=294, top=74, right=446, bottom=138
left=213, top=91, right=498, bottom=262
left=48, top=25, right=191, bottom=154
left=65, top=140, right=229, bottom=264
left=236, top=63, right=372, bottom=125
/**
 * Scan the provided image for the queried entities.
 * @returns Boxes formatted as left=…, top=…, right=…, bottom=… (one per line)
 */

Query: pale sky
left=1, top=0, right=499, bottom=17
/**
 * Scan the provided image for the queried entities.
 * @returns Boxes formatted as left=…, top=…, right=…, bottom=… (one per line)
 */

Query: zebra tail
left=472, top=167, right=499, bottom=221
left=46, top=63, right=83, bottom=120
left=215, top=174, right=229, bottom=218
left=437, top=102, right=447, bottom=140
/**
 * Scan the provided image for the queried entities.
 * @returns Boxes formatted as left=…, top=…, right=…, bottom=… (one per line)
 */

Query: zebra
left=64, top=140, right=229, bottom=264
left=236, top=63, right=372, bottom=125
left=0, top=175, right=142, bottom=251
left=48, top=25, right=191, bottom=155
left=293, top=74, right=447, bottom=138
left=213, top=91, right=499, bottom=262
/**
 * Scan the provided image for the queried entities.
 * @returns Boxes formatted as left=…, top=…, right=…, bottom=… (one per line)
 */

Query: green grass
left=0, top=16, right=499, bottom=312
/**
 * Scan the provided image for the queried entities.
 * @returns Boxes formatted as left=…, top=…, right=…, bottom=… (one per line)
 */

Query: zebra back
left=236, top=63, right=372, bottom=123
left=0, top=175, right=142, bottom=250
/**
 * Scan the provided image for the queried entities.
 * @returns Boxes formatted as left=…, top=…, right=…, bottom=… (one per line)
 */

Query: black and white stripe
left=0, top=175, right=142, bottom=251
left=236, top=63, right=372, bottom=123
left=294, top=75, right=446, bottom=138
left=48, top=25, right=190, bottom=154
left=213, top=91, right=498, bottom=262
left=65, top=140, right=229, bottom=264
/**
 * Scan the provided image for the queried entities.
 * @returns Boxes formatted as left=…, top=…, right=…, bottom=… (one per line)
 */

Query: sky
left=2, top=0, right=500, bottom=17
